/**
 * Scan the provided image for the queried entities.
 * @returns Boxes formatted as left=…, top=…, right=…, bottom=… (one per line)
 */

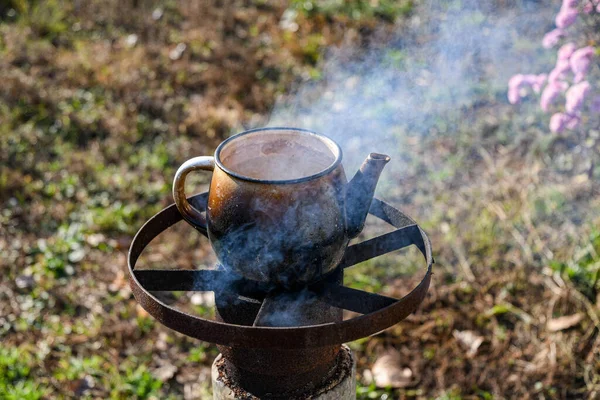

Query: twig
left=569, top=287, right=600, bottom=330
left=453, top=244, right=476, bottom=282
left=510, top=228, right=534, bottom=264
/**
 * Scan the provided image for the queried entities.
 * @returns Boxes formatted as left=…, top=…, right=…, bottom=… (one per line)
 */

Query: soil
left=1, top=0, right=599, bottom=399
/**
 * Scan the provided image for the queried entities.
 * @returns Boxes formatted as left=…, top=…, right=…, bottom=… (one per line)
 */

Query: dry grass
left=0, top=0, right=599, bottom=399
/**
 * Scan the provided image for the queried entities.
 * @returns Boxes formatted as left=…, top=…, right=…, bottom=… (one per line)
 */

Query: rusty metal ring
left=128, top=192, right=433, bottom=349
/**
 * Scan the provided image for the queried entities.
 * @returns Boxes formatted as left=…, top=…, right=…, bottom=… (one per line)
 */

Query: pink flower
left=570, top=46, right=595, bottom=80
left=591, top=96, right=600, bottom=113
left=550, top=112, right=570, bottom=132
left=508, top=87, right=521, bottom=104
left=540, top=81, right=563, bottom=111
left=507, top=74, right=548, bottom=104
left=566, top=115, right=581, bottom=129
left=533, top=74, right=547, bottom=93
left=509, top=74, right=534, bottom=103
left=562, top=0, right=578, bottom=8
left=542, top=29, right=565, bottom=48
left=574, top=72, right=587, bottom=83
left=509, top=74, right=525, bottom=88
left=555, top=7, right=578, bottom=29
left=508, top=74, right=524, bottom=104
left=565, top=81, right=591, bottom=113
left=558, top=43, right=576, bottom=60
left=583, top=2, right=600, bottom=13
left=549, top=59, right=571, bottom=82
left=522, top=74, right=543, bottom=90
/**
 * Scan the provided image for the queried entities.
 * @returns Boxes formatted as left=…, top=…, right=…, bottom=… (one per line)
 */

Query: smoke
left=266, top=1, right=553, bottom=175
left=239, top=1, right=557, bottom=325
left=252, top=288, right=341, bottom=327
left=191, top=1, right=566, bottom=327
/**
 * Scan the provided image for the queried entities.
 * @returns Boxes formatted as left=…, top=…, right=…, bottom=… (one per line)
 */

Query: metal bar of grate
left=316, top=284, right=398, bottom=314
left=128, top=194, right=433, bottom=348
left=341, top=224, right=420, bottom=268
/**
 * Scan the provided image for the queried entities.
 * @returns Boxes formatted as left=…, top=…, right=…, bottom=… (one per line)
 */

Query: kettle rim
left=214, top=127, right=343, bottom=185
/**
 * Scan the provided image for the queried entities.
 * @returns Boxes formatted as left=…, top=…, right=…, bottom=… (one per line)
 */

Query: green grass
left=356, top=382, right=395, bottom=399
left=0, top=347, right=49, bottom=400
left=291, top=0, right=414, bottom=22
left=52, top=354, right=165, bottom=399
left=550, top=229, right=600, bottom=299
left=110, top=364, right=163, bottom=399
left=1, top=0, right=599, bottom=397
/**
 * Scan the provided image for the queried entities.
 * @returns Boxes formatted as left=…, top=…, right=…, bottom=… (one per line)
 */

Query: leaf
left=152, top=364, right=177, bottom=382
left=453, top=330, right=484, bottom=357
left=484, top=303, right=533, bottom=324
left=486, top=304, right=510, bottom=316
left=371, top=350, right=413, bottom=388
left=547, top=313, right=583, bottom=332
left=68, top=248, right=85, bottom=263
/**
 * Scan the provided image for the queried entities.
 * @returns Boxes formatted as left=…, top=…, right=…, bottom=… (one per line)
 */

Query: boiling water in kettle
left=227, top=140, right=335, bottom=181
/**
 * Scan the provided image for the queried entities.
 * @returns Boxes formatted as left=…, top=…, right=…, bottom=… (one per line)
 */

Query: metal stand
left=127, top=192, right=433, bottom=398
left=212, top=346, right=356, bottom=400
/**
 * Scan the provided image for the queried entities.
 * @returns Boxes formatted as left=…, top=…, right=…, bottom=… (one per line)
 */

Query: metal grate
left=128, top=192, right=433, bottom=350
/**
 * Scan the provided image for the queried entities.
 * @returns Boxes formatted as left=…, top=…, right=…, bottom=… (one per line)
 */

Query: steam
left=193, top=1, right=560, bottom=327
left=252, top=289, right=341, bottom=327
left=266, top=1, right=553, bottom=174
left=248, top=1, right=556, bottom=325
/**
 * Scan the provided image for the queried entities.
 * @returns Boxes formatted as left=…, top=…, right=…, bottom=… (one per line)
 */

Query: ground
left=1, top=0, right=599, bottom=399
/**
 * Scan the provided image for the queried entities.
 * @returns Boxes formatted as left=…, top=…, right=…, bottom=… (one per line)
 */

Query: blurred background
left=1, top=0, right=599, bottom=398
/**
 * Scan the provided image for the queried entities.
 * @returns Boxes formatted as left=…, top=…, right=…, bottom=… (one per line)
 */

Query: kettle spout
left=345, top=153, right=390, bottom=238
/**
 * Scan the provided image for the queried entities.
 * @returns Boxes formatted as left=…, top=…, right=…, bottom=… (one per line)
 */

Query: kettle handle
left=172, top=156, right=215, bottom=235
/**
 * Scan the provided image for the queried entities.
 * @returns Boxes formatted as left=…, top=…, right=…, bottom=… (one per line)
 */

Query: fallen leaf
left=109, top=269, right=126, bottom=293
left=15, top=275, right=34, bottom=291
left=152, top=8, right=163, bottom=21
left=362, top=369, right=373, bottom=385
left=169, top=43, right=187, bottom=61
left=190, top=292, right=215, bottom=307
left=85, top=233, right=106, bottom=247
left=371, top=350, right=413, bottom=388
left=68, top=248, right=86, bottom=263
left=547, top=313, right=583, bottom=332
left=453, top=330, right=484, bottom=357
left=153, top=364, right=177, bottom=381
left=156, top=331, right=169, bottom=351
left=124, top=34, right=138, bottom=48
